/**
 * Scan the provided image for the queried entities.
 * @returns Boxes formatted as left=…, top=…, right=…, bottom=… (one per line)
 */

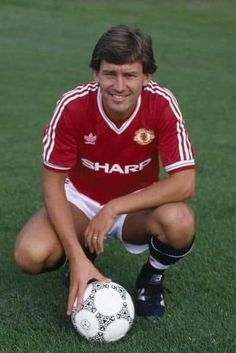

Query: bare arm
left=109, top=169, right=195, bottom=214
left=85, top=169, right=195, bottom=253
left=42, top=168, right=110, bottom=315
left=42, top=169, right=84, bottom=259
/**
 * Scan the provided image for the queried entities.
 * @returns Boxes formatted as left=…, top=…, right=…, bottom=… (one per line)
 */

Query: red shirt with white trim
left=43, top=80, right=195, bottom=204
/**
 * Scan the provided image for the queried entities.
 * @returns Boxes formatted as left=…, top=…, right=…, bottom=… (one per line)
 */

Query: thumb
left=95, top=269, right=112, bottom=283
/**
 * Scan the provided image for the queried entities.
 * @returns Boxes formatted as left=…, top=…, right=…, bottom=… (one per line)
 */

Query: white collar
left=97, top=87, right=141, bottom=134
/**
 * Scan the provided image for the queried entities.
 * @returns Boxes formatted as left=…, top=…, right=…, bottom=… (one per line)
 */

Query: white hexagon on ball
left=71, top=281, right=135, bottom=343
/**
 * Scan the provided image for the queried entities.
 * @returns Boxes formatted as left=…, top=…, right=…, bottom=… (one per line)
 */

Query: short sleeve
left=157, top=99, right=195, bottom=174
left=42, top=104, right=78, bottom=173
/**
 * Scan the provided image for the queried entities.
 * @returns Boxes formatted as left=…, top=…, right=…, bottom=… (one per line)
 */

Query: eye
left=103, top=72, right=115, bottom=77
left=125, top=73, right=137, bottom=78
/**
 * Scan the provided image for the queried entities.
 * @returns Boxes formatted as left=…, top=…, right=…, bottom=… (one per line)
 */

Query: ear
left=143, top=73, right=152, bottom=86
left=93, top=70, right=99, bottom=83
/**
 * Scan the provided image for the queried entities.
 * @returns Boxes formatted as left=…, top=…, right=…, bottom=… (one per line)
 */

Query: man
left=14, top=24, right=196, bottom=320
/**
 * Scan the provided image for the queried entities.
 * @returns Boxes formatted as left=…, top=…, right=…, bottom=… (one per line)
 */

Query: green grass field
left=0, top=1, right=235, bottom=352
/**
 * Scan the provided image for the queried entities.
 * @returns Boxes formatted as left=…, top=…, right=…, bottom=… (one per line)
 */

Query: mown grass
left=0, top=1, right=235, bottom=352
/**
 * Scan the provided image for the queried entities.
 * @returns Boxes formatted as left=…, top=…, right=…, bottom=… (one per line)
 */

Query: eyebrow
left=102, top=69, right=138, bottom=75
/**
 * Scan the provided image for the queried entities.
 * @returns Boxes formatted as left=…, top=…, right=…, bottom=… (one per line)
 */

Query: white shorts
left=64, top=179, right=148, bottom=254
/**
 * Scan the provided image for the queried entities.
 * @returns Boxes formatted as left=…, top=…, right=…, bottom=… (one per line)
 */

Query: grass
left=0, top=1, right=235, bottom=352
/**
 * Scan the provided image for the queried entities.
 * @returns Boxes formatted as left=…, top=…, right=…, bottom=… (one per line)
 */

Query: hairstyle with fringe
left=89, top=24, right=157, bottom=74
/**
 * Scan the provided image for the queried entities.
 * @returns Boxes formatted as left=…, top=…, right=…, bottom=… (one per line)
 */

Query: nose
left=114, top=76, right=125, bottom=92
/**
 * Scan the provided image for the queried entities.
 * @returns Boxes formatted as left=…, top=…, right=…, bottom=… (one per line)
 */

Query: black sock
left=145, top=260, right=165, bottom=275
left=149, top=235, right=195, bottom=266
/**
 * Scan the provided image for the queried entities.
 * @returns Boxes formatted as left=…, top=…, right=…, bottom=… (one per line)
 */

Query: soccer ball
left=71, top=281, right=135, bottom=343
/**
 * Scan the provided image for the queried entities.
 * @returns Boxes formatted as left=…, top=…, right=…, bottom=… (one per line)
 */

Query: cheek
left=100, top=80, right=113, bottom=91
left=131, top=84, right=143, bottom=97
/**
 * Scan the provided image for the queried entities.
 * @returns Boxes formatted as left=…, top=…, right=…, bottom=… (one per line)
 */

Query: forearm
left=108, top=169, right=195, bottom=216
left=42, top=170, right=85, bottom=261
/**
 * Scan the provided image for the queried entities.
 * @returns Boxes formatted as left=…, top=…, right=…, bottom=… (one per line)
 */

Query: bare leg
left=122, top=202, right=195, bottom=319
left=122, top=202, right=195, bottom=248
left=14, top=205, right=89, bottom=273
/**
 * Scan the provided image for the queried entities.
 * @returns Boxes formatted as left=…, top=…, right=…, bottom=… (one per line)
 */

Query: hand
left=84, top=204, right=117, bottom=255
left=67, top=256, right=111, bottom=315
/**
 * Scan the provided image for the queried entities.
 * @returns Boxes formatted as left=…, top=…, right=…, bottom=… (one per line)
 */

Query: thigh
left=15, top=204, right=90, bottom=261
left=122, top=209, right=154, bottom=245
left=122, top=202, right=195, bottom=246
left=15, top=208, right=65, bottom=261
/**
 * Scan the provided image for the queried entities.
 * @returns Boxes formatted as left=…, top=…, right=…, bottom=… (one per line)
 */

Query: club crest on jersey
left=134, top=129, right=155, bottom=145
left=84, top=133, right=97, bottom=145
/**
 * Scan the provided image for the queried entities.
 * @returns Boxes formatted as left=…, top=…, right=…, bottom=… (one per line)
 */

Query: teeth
left=113, top=95, right=126, bottom=100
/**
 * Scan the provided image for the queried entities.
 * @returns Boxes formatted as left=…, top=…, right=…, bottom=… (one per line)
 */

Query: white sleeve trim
left=43, top=160, right=71, bottom=171
left=165, top=160, right=195, bottom=173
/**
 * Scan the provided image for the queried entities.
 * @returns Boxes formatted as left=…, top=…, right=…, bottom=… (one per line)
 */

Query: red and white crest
left=134, top=128, right=155, bottom=145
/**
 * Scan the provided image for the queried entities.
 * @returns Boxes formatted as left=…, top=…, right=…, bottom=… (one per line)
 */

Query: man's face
left=94, top=60, right=151, bottom=120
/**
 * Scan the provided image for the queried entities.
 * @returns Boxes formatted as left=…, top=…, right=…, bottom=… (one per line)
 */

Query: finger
left=76, top=281, right=87, bottom=312
left=85, top=228, right=95, bottom=254
left=95, top=269, right=112, bottom=283
left=67, top=283, right=78, bottom=316
left=84, top=227, right=90, bottom=248
left=96, top=235, right=104, bottom=255
left=91, top=233, right=100, bottom=254
left=92, top=235, right=98, bottom=254
left=88, top=229, right=99, bottom=254
left=88, top=237, right=95, bottom=254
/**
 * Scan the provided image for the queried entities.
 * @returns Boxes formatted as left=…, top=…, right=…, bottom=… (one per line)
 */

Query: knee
left=14, top=242, right=42, bottom=274
left=149, top=203, right=195, bottom=248
left=14, top=237, right=64, bottom=274
left=166, top=204, right=195, bottom=236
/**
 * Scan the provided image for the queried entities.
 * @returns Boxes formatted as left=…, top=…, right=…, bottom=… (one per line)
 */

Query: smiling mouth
left=110, top=93, right=129, bottom=102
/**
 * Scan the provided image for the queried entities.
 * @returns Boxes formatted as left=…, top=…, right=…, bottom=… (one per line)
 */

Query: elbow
left=184, top=189, right=195, bottom=200
left=173, top=169, right=196, bottom=201
left=182, top=182, right=195, bottom=200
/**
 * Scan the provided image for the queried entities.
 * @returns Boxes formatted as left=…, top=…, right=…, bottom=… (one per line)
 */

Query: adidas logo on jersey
left=84, top=133, right=97, bottom=145
left=81, top=158, right=152, bottom=174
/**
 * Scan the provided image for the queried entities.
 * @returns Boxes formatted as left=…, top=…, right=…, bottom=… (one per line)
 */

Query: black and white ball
left=71, top=281, right=135, bottom=343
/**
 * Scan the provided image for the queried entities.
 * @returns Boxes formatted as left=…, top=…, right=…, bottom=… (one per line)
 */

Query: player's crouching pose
left=14, top=24, right=196, bottom=319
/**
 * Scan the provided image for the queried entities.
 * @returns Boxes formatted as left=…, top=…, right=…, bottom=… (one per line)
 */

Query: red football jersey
left=43, top=81, right=195, bottom=204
